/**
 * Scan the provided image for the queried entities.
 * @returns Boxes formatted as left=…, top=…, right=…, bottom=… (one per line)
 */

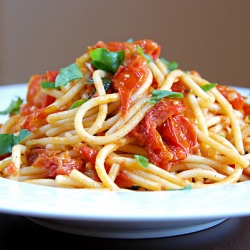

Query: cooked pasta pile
left=0, top=39, right=250, bottom=191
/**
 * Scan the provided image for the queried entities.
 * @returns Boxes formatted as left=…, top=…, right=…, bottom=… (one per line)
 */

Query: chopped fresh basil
left=69, top=99, right=86, bottom=109
left=0, top=129, right=31, bottom=155
left=134, top=154, right=149, bottom=168
left=55, top=63, right=83, bottom=87
left=0, top=97, right=23, bottom=115
left=148, top=90, right=184, bottom=103
left=160, top=57, right=179, bottom=72
left=136, top=45, right=152, bottom=63
left=88, top=78, right=112, bottom=99
left=200, top=83, right=217, bottom=92
left=89, top=48, right=125, bottom=74
left=41, top=81, right=57, bottom=89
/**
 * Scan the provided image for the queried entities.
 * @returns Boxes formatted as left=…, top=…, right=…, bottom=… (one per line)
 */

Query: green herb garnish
left=200, top=83, right=217, bottom=92
left=0, top=129, right=31, bottom=155
left=148, top=90, right=184, bottom=103
left=137, top=45, right=152, bottom=63
left=134, top=154, right=149, bottom=168
left=41, top=81, right=58, bottom=89
left=69, top=99, right=86, bottom=109
left=55, top=63, right=83, bottom=87
left=0, top=97, right=23, bottom=115
left=87, top=78, right=112, bottom=99
left=160, top=58, right=179, bottom=72
left=89, top=48, right=125, bottom=74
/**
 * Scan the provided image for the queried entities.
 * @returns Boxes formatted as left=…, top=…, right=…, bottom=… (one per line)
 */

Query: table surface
left=1, top=213, right=250, bottom=250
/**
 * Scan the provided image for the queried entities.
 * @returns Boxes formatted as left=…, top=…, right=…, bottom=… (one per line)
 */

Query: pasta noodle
left=0, top=38, right=250, bottom=191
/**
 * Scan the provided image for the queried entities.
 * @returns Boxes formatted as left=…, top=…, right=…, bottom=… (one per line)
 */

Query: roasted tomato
left=130, top=100, right=197, bottom=169
left=216, top=85, right=247, bottom=110
left=113, top=54, right=148, bottom=115
left=26, top=145, right=83, bottom=178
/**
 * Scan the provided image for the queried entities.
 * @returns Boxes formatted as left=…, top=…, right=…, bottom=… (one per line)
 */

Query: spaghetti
left=0, top=39, right=250, bottom=191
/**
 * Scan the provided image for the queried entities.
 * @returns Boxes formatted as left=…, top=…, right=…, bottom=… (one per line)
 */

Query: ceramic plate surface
left=0, top=84, right=250, bottom=239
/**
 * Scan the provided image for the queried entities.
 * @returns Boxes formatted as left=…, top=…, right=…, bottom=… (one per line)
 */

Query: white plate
left=0, top=84, right=250, bottom=239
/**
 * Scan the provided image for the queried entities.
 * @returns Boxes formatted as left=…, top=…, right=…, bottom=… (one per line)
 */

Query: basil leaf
left=160, top=58, right=179, bottom=72
left=148, top=90, right=183, bottom=103
left=69, top=99, right=86, bottom=109
left=88, top=78, right=112, bottom=99
left=55, top=63, right=83, bottom=87
left=0, top=97, right=23, bottom=115
left=89, top=48, right=125, bottom=74
left=134, top=154, right=149, bottom=168
left=0, top=129, right=31, bottom=155
left=41, top=81, right=58, bottom=89
left=200, top=83, right=217, bottom=92
left=136, top=45, right=152, bottom=63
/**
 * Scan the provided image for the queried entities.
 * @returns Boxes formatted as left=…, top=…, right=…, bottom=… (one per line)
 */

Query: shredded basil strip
left=41, top=81, right=59, bottom=89
left=148, top=90, right=183, bottom=103
left=159, top=57, right=179, bottom=72
left=136, top=45, right=152, bottom=63
left=89, top=48, right=125, bottom=74
left=88, top=78, right=112, bottom=99
left=0, top=129, right=31, bottom=155
left=0, top=97, right=23, bottom=115
left=200, top=83, right=217, bottom=92
left=69, top=99, right=86, bottom=109
left=134, top=154, right=149, bottom=168
left=55, top=63, right=83, bottom=87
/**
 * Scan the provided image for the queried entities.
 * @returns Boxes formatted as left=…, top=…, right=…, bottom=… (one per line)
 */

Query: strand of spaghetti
left=24, top=178, right=73, bottom=187
left=69, top=169, right=104, bottom=188
left=181, top=155, right=235, bottom=175
left=106, top=96, right=148, bottom=135
left=74, top=94, right=153, bottom=145
left=55, top=175, right=90, bottom=188
left=10, top=144, right=26, bottom=179
left=130, top=69, right=152, bottom=102
left=122, top=169, right=161, bottom=191
left=159, top=69, right=183, bottom=90
left=177, top=168, right=226, bottom=181
left=148, top=62, right=164, bottom=86
left=176, top=163, right=217, bottom=172
left=20, top=166, right=46, bottom=176
left=87, top=70, right=108, bottom=135
left=242, top=126, right=250, bottom=139
left=25, top=134, right=80, bottom=146
left=0, top=115, right=20, bottom=134
left=107, top=155, right=187, bottom=187
left=209, top=131, right=240, bottom=154
left=108, top=163, right=120, bottom=182
left=95, top=143, right=120, bottom=190
left=206, top=115, right=229, bottom=128
left=211, top=87, right=244, bottom=154
left=187, top=92, right=208, bottom=135
left=180, top=74, right=213, bottom=108
left=53, top=79, right=86, bottom=109
left=190, top=164, right=243, bottom=188
left=126, top=168, right=183, bottom=190
left=42, top=88, right=63, bottom=99
left=197, top=129, right=248, bottom=168
left=46, top=123, right=75, bottom=137
left=155, top=58, right=168, bottom=76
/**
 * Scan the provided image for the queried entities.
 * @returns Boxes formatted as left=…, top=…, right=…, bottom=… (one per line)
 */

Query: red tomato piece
left=130, top=100, right=197, bottom=169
